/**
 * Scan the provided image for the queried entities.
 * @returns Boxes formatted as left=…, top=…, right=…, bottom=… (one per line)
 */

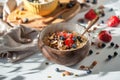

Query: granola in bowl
left=43, top=31, right=88, bottom=50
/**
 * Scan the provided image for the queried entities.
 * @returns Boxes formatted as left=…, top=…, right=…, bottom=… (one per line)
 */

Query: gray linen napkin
left=0, top=20, right=39, bottom=62
left=0, top=0, right=39, bottom=63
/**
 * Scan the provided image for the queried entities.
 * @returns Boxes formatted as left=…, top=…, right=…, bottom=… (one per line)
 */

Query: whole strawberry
left=98, top=30, right=112, bottom=43
left=85, top=9, right=98, bottom=20
left=107, top=16, right=120, bottom=27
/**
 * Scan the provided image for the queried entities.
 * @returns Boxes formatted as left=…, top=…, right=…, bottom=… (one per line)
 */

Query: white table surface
left=0, top=0, right=120, bottom=80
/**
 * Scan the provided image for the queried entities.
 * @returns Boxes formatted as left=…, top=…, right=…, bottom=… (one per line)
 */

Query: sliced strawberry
left=85, top=9, right=97, bottom=20
left=107, top=16, right=120, bottom=27
left=65, top=38, right=74, bottom=47
left=98, top=30, right=112, bottom=43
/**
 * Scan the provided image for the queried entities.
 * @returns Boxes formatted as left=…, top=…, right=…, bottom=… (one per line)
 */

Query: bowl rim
left=38, top=22, right=90, bottom=52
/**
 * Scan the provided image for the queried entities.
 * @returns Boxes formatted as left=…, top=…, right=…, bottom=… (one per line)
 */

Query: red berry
left=66, top=33, right=73, bottom=39
left=85, top=9, right=97, bottom=20
left=65, top=38, right=74, bottom=47
left=107, top=16, right=120, bottom=27
left=98, top=30, right=112, bottom=43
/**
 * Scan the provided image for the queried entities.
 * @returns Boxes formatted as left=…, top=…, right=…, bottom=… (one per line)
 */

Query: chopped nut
left=96, top=52, right=100, bottom=55
left=98, top=5, right=105, bottom=9
left=63, top=71, right=72, bottom=76
left=47, top=76, right=51, bottom=78
left=80, top=65, right=85, bottom=69
left=89, top=61, right=97, bottom=69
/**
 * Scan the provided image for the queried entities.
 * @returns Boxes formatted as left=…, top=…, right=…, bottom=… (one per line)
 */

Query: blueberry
left=72, top=44, right=77, bottom=48
left=92, top=0, right=97, bottom=4
left=110, top=42, right=114, bottom=47
left=87, top=69, right=92, bottom=74
left=108, top=55, right=112, bottom=60
left=23, top=18, right=29, bottom=23
left=101, top=13, right=105, bottom=17
left=86, top=0, right=90, bottom=3
left=109, top=8, right=113, bottom=12
left=66, top=1, right=76, bottom=8
left=101, top=20, right=104, bottom=24
left=78, top=18, right=85, bottom=23
left=66, top=3, right=73, bottom=8
left=72, top=37, right=77, bottom=41
left=55, top=68, right=60, bottom=72
left=101, top=43, right=106, bottom=48
left=60, top=36, right=65, bottom=40
left=89, top=50, right=93, bottom=55
left=77, top=36, right=83, bottom=42
left=113, top=52, right=118, bottom=57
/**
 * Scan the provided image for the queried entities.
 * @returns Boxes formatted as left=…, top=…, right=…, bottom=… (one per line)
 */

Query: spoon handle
left=81, top=16, right=99, bottom=36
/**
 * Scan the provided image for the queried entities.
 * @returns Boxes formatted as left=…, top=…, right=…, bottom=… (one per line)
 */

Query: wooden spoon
left=81, top=16, right=99, bottom=37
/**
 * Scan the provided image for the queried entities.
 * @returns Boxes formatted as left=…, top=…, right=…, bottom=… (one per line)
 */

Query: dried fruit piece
left=98, top=30, right=112, bottom=43
left=114, top=44, right=119, bottom=49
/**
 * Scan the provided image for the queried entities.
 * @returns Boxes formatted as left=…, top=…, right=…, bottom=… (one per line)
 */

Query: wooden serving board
left=7, top=1, right=81, bottom=31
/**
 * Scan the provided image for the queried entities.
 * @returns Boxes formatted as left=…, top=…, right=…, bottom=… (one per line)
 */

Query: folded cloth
left=0, top=20, right=39, bottom=62
left=0, top=0, right=39, bottom=63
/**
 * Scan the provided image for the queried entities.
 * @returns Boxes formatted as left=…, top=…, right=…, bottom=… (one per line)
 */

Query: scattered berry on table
left=92, top=0, right=97, bottom=4
left=85, top=9, right=98, bottom=20
left=110, top=42, right=114, bottom=47
left=107, top=16, right=120, bottom=27
left=55, top=68, right=60, bottom=72
left=89, top=49, right=93, bottom=55
left=86, top=69, right=92, bottom=74
left=101, top=20, right=104, bottom=24
left=77, top=18, right=85, bottom=23
left=98, top=30, right=112, bottom=43
left=97, top=42, right=106, bottom=48
left=45, top=62, right=49, bottom=65
left=108, top=55, right=112, bottom=60
left=113, top=51, right=118, bottom=57
left=109, top=8, right=113, bottom=12
left=86, top=0, right=90, bottom=3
